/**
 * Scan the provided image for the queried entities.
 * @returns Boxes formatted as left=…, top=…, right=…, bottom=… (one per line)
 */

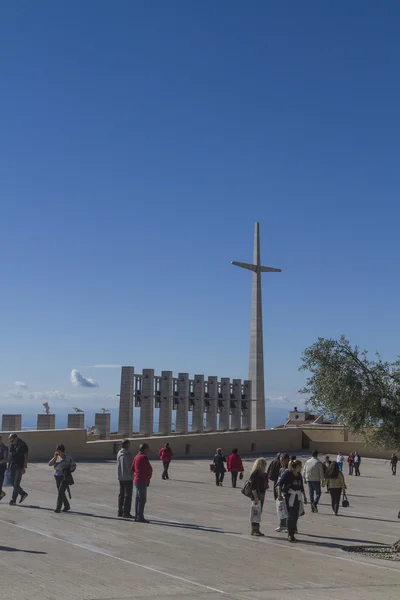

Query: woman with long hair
left=323, top=460, right=346, bottom=515
left=249, top=457, right=268, bottom=537
left=277, top=459, right=307, bottom=543
left=48, top=444, right=76, bottom=513
left=226, top=448, right=244, bottom=488
left=213, top=448, right=227, bottom=486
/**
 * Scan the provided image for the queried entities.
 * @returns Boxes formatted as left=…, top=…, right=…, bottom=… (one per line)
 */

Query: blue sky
left=1, top=1, right=400, bottom=426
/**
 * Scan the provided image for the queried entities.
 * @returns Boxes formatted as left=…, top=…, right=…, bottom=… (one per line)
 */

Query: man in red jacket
left=131, top=443, right=153, bottom=523
left=159, top=443, right=173, bottom=480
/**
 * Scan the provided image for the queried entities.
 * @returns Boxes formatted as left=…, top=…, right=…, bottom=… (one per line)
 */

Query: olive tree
left=299, top=336, right=400, bottom=450
left=299, top=336, right=400, bottom=551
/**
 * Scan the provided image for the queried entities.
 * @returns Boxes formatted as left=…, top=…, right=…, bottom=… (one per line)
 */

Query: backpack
left=241, top=479, right=253, bottom=498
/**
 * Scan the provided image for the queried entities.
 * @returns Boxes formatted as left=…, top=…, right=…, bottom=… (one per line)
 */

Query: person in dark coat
left=226, top=448, right=244, bottom=488
left=249, top=457, right=268, bottom=537
left=213, top=448, right=226, bottom=486
left=277, top=459, right=307, bottom=543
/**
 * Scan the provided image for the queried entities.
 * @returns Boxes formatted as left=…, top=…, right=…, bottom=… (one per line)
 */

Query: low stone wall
left=300, top=426, right=395, bottom=459
left=0, top=427, right=302, bottom=461
left=1, top=424, right=393, bottom=462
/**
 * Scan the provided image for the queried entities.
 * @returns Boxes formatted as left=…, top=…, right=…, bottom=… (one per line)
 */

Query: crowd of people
left=0, top=432, right=398, bottom=541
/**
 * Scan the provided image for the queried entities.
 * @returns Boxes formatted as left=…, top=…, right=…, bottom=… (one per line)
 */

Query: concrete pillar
left=241, top=380, right=252, bottom=430
left=159, top=370, right=172, bottom=435
left=139, top=368, right=154, bottom=436
left=1, top=414, right=22, bottom=431
left=219, top=377, right=230, bottom=431
left=230, top=379, right=242, bottom=430
left=192, top=374, right=204, bottom=432
left=175, top=373, right=189, bottom=435
left=118, top=366, right=134, bottom=437
left=67, top=413, right=85, bottom=428
left=95, top=413, right=110, bottom=439
left=37, top=414, right=56, bottom=430
left=205, top=376, right=218, bottom=432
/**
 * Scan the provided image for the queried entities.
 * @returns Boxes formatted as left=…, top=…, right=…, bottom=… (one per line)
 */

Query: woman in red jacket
left=226, top=448, right=244, bottom=488
left=159, top=443, right=173, bottom=480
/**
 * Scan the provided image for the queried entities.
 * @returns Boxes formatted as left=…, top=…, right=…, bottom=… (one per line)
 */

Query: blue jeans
left=308, top=481, right=321, bottom=506
left=10, top=465, right=25, bottom=502
left=135, top=484, right=147, bottom=520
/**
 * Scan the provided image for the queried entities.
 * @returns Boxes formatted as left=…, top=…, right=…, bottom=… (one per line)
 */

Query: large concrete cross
left=232, top=222, right=281, bottom=430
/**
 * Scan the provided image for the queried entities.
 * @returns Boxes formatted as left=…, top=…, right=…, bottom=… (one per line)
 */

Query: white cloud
left=13, top=381, right=28, bottom=389
left=9, top=389, right=24, bottom=399
left=28, top=390, right=68, bottom=402
left=70, top=369, right=98, bottom=388
left=266, top=395, right=291, bottom=408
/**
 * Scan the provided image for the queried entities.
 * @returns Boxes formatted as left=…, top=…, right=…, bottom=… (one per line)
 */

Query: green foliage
left=299, top=336, right=400, bottom=450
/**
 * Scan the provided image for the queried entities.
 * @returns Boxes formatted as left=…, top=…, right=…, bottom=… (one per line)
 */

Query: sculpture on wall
left=101, top=408, right=109, bottom=414
left=43, top=402, right=50, bottom=415
left=73, top=407, right=84, bottom=413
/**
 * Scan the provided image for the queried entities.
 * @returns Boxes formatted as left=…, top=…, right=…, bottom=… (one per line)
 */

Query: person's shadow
left=0, top=545, right=46, bottom=554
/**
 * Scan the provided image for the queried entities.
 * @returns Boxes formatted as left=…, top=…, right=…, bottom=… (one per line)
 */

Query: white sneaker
left=275, top=526, right=287, bottom=532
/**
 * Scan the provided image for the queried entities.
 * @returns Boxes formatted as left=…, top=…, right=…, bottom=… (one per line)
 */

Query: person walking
left=132, top=443, right=153, bottom=523
left=302, top=450, right=324, bottom=513
left=249, top=457, right=268, bottom=537
left=227, top=448, right=244, bottom=488
left=7, top=433, right=29, bottom=506
left=353, top=452, right=361, bottom=476
left=336, top=452, right=344, bottom=472
left=117, top=440, right=134, bottom=518
left=159, top=443, right=173, bottom=480
left=277, top=459, right=307, bottom=543
left=274, top=453, right=289, bottom=532
left=266, top=453, right=282, bottom=493
left=323, top=461, right=347, bottom=515
left=323, top=456, right=331, bottom=492
left=347, top=453, right=354, bottom=476
left=213, top=448, right=227, bottom=486
left=48, top=444, right=76, bottom=513
left=390, top=453, right=398, bottom=476
left=0, top=436, right=9, bottom=501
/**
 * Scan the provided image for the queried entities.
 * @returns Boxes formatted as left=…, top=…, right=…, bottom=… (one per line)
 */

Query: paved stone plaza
left=0, top=454, right=399, bottom=600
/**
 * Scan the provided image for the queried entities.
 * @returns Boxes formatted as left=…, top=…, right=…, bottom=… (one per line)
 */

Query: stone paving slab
left=0, top=454, right=399, bottom=600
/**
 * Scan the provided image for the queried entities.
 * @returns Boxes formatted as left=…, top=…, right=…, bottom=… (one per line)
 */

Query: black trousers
left=119, top=480, right=133, bottom=515
left=215, top=471, right=224, bottom=485
left=329, top=487, right=342, bottom=514
left=162, top=462, right=170, bottom=479
left=231, top=471, right=238, bottom=487
left=392, top=464, right=397, bottom=475
left=55, top=476, right=70, bottom=510
left=286, top=496, right=300, bottom=538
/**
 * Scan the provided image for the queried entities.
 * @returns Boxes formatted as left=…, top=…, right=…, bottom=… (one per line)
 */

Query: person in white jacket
left=117, top=440, right=134, bottom=518
left=302, top=450, right=325, bottom=513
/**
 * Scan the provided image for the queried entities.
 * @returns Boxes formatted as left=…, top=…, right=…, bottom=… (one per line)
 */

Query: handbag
left=241, top=479, right=253, bottom=498
left=239, top=472, right=244, bottom=480
left=209, top=463, right=215, bottom=472
left=250, top=501, right=262, bottom=523
left=342, top=492, right=349, bottom=508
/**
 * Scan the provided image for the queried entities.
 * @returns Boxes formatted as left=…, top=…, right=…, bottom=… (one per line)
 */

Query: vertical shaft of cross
left=249, top=222, right=265, bottom=429
left=231, top=222, right=281, bottom=430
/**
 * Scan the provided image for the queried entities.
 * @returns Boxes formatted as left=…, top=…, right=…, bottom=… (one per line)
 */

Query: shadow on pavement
left=302, top=532, right=384, bottom=545
left=149, top=518, right=240, bottom=534
left=0, top=545, right=47, bottom=554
